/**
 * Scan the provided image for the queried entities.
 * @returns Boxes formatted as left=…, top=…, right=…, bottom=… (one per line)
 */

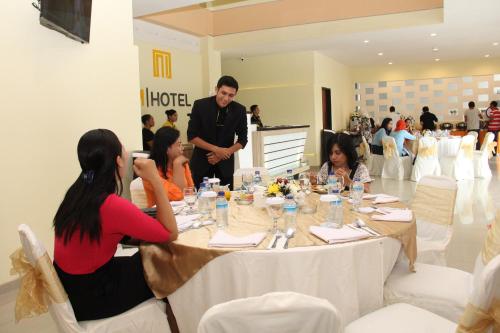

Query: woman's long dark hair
left=380, top=117, right=392, bottom=135
left=327, top=133, right=359, bottom=171
left=54, top=129, right=123, bottom=244
left=150, top=127, right=180, bottom=176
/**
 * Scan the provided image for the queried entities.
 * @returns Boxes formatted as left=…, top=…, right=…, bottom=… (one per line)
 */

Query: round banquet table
left=140, top=194, right=416, bottom=333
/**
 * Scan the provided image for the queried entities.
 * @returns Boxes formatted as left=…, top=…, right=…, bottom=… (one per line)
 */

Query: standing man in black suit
left=187, top=76, right=247, bottom=189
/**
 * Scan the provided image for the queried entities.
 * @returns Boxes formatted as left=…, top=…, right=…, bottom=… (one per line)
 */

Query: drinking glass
left=183, top=187, right=197, bottom=215
left=242, top=172, right=253, bottom=190
left=336, top=176, right=345, bottom=193
left=200, top=191, right=217, bottom=221
left=299, top=172, right=311, bottom=193
left=266, top=197, right=284, bottom=234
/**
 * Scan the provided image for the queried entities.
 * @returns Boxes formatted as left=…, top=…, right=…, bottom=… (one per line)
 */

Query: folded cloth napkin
left=309, top=226, right=370, bottom=244
left=362, top=194, right=379, bottom=200
left=373, top=194, right=400, bottom=204
left=176, top=214, right=201, bottom=232
left=371, top=209, right=412, bottom=222
left=209, top=230, right=266, bottom=248
left=358, top=206, right=376, bottom=214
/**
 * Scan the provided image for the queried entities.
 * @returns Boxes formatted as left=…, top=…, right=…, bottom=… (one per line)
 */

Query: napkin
left=371, top=209, right=413, bottom=222
left=208, top=230, right=266, bottom=248
left=176, top=214, right=201, bottom=232
left=373, top=194, right=400, bottom=204
left=358, top=206, right=376, bottom=214
left=362, top=194, right=378, bottom=200
left=309, top=226, right=370, bottom=244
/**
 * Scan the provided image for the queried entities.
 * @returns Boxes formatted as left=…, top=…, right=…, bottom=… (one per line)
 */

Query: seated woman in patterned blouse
left=318, top=133, right=371, bottom=192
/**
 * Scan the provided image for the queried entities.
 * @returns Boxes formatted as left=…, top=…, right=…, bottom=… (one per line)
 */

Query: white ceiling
left=132, top=0, right=209, bottom=17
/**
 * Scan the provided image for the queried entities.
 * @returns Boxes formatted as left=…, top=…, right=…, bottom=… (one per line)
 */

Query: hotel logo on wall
left=152, top=49, right=172, bottom=79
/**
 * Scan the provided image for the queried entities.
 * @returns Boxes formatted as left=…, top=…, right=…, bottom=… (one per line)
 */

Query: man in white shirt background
left=464, top=101, right=481, bottom=148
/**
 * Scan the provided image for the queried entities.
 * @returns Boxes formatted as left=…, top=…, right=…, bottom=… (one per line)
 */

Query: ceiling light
left=430, top=33, right=437, bottom=37
left=434, top=58, right=440, bottom=62
left=485, top=54, right=490, bottom=58
left=493, top=42, right=499, bottom=46
left=388, top=62, right=393, bottom=65
left=432, top=47, right=439, bottom=52
left=377, top=52, right=383, bottom=56
left=363, top=40, right=370, bottom=44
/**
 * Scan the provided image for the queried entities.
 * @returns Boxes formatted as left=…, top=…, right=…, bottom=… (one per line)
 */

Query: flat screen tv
left=39, top=0, right=92, bottom=43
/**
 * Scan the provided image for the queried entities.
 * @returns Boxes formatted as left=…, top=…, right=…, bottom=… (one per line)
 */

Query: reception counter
left=252, top=125, right=310, bottom=176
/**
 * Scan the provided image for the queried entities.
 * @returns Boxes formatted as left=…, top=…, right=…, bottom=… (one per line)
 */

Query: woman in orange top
left=144, top=127, right=194, bottom=206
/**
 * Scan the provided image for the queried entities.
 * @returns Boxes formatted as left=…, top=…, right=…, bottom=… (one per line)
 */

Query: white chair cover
left=474, top=132, right=494, bottom=179
left=345, top=303, right=456, bottom=333
left=130, top=177, right=148, bottom=209
left=17, top=224, right=170, bottom=333
left=233, top=167, right=270, bottom=189
left=441, top=135, right=475, bottom=181
left=381, top=137, right=412, bottom=180
left=411, top=176, right=457, bottom=265
left=468, top=131, right=479, bottom=147
left=411, top=137, right=441, bottom=182
left=197, top=292, right=343, bottom=333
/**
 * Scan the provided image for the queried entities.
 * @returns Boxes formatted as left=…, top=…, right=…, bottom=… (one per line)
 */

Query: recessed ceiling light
left=377, top=52, right=384, bottom=56
left=432, top=47, right=439, bottom=52
left=388, top=62, right=393, bottom=65
left=430, top=33, right=437, bottom=37
left=485, top=54, right=490, bottom=58
left=493, top=42, right=499, bottom=46
left=364, top=40, right=370, bottom=44
left=434, top=58, right=440, bottom=62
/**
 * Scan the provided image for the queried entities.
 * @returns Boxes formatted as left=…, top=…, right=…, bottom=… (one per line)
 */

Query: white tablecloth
left=168, top=237, right=402, bottom=333
left=437, top=137, right=462, bottom=160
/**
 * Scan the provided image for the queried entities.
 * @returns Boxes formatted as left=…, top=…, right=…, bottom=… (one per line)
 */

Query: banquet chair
left=381, top=137, right=412, bottom=180
left=233, top=167, right=269, bottom=189
left=410, top=136, right=441, bottom=182
left=197, top=292, right=342, bottom=333
left=363, top=136, right=384, bottom=176
left=410, top=175, right=457, bottom=265
left=440, top=134, right=475, bottom=181
left=347, top=254, right=500, bottom=333
left=130, top=177, right=148, bottom=209
left=467, top=130, right=479, bottom=147
left=384, top=209, right=500, bottom=323
left=14, top=224, right=170, bottom=333
left=474, top=132, right=495, bottom=179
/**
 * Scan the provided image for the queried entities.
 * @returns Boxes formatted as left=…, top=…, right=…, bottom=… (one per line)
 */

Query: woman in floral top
left=318, top=133, right=371, bottom=192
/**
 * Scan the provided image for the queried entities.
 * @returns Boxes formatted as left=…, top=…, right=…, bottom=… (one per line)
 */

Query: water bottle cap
left=285, top=194, right=294, bottom=199
left=203, top=177, right=209, bottom=181
left=287, top=169, right=292, bottom=173
left=200, top=183, right=206, bottom=188
left=255, top=171, right=260, bottom=175
left=217, top=191, right=225, bottom=196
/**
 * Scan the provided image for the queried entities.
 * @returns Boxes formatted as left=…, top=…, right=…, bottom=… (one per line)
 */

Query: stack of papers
left=309, top=226, right=370, bottom=244
left=176, top=214, right=201, bottom=232
left=371, top=209, right=413, bottom=222
left=208, top=230, right=266, bottom=248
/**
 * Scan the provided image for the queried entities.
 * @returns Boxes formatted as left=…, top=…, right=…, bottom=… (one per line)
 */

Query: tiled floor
left=1, top=158, right=498, bottom=332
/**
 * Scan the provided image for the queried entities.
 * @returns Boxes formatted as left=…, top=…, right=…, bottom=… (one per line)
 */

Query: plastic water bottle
left=329, top=195, right=343, bottom=229
left=327, top=173, right=338, bottom=194
left=351, top=177, right=364, bottom=211
left=283, top=194, right=297, bottom=232
left=253, top=170, right=263, bottom=186
left=286, top=169, right=294, bottom=183
left=203, top=177, right=209, bottom=189
left=216, top=191, right=229, bottom=229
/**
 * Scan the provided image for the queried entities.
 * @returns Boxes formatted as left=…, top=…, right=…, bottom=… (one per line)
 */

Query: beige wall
left=222, top=51, right=354, bottom=166
left=136, top=40, right=205, bottom=143
left=0, top=1, right=142, bottom=284
left=352, top=57, right=500, bottom=82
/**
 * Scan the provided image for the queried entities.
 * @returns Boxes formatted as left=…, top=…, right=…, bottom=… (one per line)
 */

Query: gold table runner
left=141, top=194, right=416, bottom=299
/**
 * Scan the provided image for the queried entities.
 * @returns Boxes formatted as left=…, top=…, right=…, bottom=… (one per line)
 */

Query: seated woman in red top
left=143, top=127, right=195, bottom=206
left=53, top=129, right=178, bottom=321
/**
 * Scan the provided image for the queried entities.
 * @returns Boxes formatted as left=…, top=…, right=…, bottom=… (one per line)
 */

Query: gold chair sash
left=418, top=144, right=437, bottom=158
left=10, top=248, right=68, bottom=322
left=457, top=300, right=500, bottom=333
left=411, top=184, right=456, bottom=226
left=482, top=211, right=500, bottom=265
left=358, top=143, right=366, bottom=159
left=382, top=141, right=396, bottom=159
left=462, top=142, right=474, bottom=160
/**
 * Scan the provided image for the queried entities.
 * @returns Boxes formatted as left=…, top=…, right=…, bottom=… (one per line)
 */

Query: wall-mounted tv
left=39, top=0, right=92, bottom=43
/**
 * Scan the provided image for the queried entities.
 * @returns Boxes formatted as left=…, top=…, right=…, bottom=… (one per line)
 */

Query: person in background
left=187, top=76, right=247, bottom=189
left=53, top=129, right=178, bottom=321
left=405, top=118, right=415, bottom=134
left=487, top=100, right=500, bottom=156
left=465, top=101, right=482, bottom=149
left=250, top=104, right=264, bottom=128
left=143, top=127, right=194, bottom=205
left=371, top=117, right=393, bottom=155
left=317, top=133, right=371, bottom=192
left=389, top=106, right=400, bottom=127
left=141, top=114, right=155, bottom=151
left=369, top=118, right=376, bottom=134
left=390, top=119, right=416, bottom=156
left=163, top=109, right=178, bottom=129
left=420, top=106, right=438, bottom=131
